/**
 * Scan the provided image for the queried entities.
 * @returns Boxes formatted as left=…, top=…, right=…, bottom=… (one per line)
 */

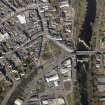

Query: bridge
left=76, top=51, right=97, bottom=55
left=46, top=35, right=97, bottom=55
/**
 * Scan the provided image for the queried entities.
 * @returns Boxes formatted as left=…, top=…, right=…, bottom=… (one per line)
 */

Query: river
left=77, top=0, right=96, bottom=105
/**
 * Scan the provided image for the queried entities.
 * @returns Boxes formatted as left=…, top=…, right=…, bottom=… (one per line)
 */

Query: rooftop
left=14, top=99, right=23, bottom=105
left=42, top=97, right=66, bottom=105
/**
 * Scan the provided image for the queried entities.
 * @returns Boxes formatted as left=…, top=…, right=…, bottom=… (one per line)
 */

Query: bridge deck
left=76, top=51, right=96, bottom=55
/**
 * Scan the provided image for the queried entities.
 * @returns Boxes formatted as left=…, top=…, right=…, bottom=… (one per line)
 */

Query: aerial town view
left=0, top=0, right=105, bottom=105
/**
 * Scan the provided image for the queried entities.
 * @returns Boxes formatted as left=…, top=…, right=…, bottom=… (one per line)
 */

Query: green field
left=72, top=0, right=87, bottom=37
left=42, top=41, right=61, bottom=60
left=66, top=94, right=73, bottom=105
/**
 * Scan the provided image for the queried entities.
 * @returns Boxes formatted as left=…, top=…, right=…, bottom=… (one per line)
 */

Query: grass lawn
left=42, top=41, right=61, bottom=60
left=67, top=94, right=73, bottom=105
left=96, top=32, right=105, bottom=51
left=73, top=0, right=87, bottom=37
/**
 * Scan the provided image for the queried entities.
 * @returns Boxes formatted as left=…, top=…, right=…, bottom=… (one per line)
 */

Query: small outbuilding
left=14, top=98, right=23, bottom=105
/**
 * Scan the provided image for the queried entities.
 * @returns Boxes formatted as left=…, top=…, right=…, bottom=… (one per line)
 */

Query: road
left=5, top=64, right=38, bottom=105
left=0, top=3, right=38, bottom=24
left=0, top=0, right=17, bottom=12
left=46, top=35, right=74, bottom=53
left=1, top=82, right=19, bottom=105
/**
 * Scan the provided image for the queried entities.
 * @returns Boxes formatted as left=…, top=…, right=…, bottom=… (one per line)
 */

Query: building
left=60, top=59, right=72, bottom=81
left=14, top=98, right=23, bottom=105
left=41, top=0, right=48, bottom=2
left=17, top=14, right=26, bottom=24
left=0, top=32, right=10, bottom=42
left=28, top=94, right=41, bottom=105
left=42, top=97, right=66, bottom=105
left=97, top=75, right=105, bottom=91
left=59, top=0, right=69, bottom=8
left=15, top=48, right=28, bottom=59
left=97, top=75, right=105, bottom=84
left=62, top=58, right=72, bottom=68
left=60, top=67, right=71, bottom=82
left=45, top=70, right=60, bottom=88
left=97, top=84, right=105, bottom=92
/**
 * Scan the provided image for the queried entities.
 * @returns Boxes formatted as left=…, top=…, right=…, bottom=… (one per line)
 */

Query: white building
left=60, top=59, right=72, bottom=81
left=45, top=70, right=60, bottom=87
left=42, top=98, right=65, bottom=105
left=46, top=74, right=59, bottom=87
left=41, top=0, right=48, bottom=2
left=97, top=84, right=105, bottom=92
left=64, top=59, right=72, bottom=68
left=0, top=32, right=9, bottom=42
left=97, top=76, right=105, bottom=92
left=14, top=99, right=23, bottom=105
left=17, top=14, right=26, bottom=24
left=60, top=68, right=69, bottom=74
left=59, top=1, right=69, bottom=8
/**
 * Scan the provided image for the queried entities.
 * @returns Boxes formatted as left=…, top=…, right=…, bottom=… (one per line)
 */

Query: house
left=97, top=75, right=105, bottom=84
left=39, top=3, right=49, bottom=13
left=97, top=84, right=105, bottom=92
left=97, top=75, right=105, bottom=92
left=0, top=32, right=10, bottom=42
left=15, top=48, right=28, bottom=59
left=96, top=61, right=101, bottom=68
left=98, top=96, right=105, bottom=105
left=28, top=94, right=41, bottom=105
left=11, top=54, right=22, bottom=67
left=59, top=1, right=69, bottom=8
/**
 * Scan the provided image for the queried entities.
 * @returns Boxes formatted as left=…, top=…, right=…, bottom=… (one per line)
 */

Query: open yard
left=42, top=41, right=61, bottom=60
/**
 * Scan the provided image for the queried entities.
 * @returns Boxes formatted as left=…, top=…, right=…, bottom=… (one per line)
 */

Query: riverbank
left=72, top=0, right=87, bottom=44
left=90, top=0, right=105, bottom=105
